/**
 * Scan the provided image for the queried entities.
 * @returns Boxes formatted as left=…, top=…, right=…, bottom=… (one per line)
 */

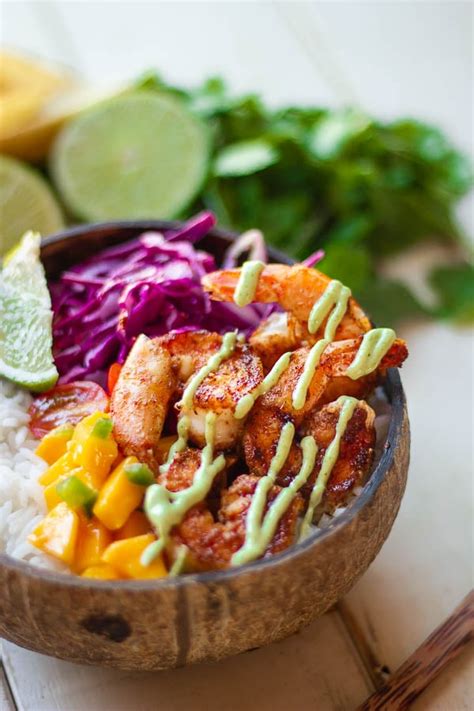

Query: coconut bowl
left=0, top=221, right=410, bottom=670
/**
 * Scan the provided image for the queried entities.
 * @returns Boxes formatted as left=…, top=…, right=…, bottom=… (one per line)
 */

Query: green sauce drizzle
left=308, top=280, right=351, bottom=337
left=233, top=260, right=265, bottom=307
left=291, top=339, right=329, bottom=410
left=159, top=415, right=190, bottom=475
left=345, top=328, right=396, bottom=380
left=168, top=545, right=188, bottom=576
left=180, top=331, right=237, bottom=410
left=299, top=395, right=358, bottom=539
left=234, top=351, right=292, bottom=419
left=142, top=412, right=226, bottom=565
left=231, top=428, right=317, bottom=566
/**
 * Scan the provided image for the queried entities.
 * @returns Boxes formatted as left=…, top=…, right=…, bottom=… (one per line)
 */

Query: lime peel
left=0, top=231, right=59, bottom=392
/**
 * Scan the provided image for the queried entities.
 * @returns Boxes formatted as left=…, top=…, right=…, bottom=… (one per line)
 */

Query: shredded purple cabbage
left=52, top=212, right=268, bottom=386
left=51, top=212, right=325, bottom=386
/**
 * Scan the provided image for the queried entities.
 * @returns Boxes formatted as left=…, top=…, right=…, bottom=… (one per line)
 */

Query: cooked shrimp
left=249, top=312, right=303, bottom=370
left=157, top=330, right=264, bottom=450
left=243, top=336, right=405, bottom=478
left=203, top=264, right=372, bottom=345
left=298, top=399, right=375, bottom=510
left=110, top=335, right=176, bottom=472
left=169, top=474, right=303, bottom=571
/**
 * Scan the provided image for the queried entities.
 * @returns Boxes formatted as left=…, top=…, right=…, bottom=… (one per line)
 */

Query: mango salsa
left=115, top=510, right=151, bottom=540
left=33, top=410, right=167, bottom=579
left=93, top=457, right=145, bottom=530
left=29, top=502, right=79, bottom=565
left=81, top=564, right=120, bottom=580
left=35, top=424, right=74, bottom=465
left=102, top=534, right=167, bottom=579
left=74, top=516, right=112, bottom=573
left=71, top=411, right=118, bottom=485
left=39, top=449, right=75, bottom=487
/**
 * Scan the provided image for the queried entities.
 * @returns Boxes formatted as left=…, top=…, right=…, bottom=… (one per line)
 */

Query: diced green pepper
left=56, top=475, right=98, bottom=515
left=124, top=463, right=155, bottom=487
left=91, top=417, right=114, bottom=439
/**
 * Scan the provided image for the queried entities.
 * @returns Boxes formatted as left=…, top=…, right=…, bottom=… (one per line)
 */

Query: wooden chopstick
left=358, top=589, right=474, bottom=710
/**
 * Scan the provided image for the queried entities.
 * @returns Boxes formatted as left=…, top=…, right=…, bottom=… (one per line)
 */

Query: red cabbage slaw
left=50, top=212, right=323, bottom=386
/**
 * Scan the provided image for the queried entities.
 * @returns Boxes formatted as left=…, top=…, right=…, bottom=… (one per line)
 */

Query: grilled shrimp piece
left=318, top=336, right=408, bottom=404
left=245, top=397, right=375, bottom=514
left=242, top=335, right=406, bottom=477
left=203, top=264, right=372, bottom=344
left=169, top=474, right=303, bottom=571
left=110, top=335, right=176, bottom=472
left=158, top=330, right=264, bottom=450
left=249, top=312, right=303, bottom=370
left=298, top=399, right=376, bottom=511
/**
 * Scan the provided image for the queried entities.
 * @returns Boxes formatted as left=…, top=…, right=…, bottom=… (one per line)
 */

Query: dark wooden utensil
left=359, top=590, right=474, bottom=710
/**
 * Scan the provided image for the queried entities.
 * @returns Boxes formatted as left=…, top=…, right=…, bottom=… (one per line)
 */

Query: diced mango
left=72, top=411, right=109, bottom=443
left=44, top=473, right=68, bottom=510
left=102, top=534, right=167, bottom=579
left=35, top=425, right=74, bottom=465
left=70, top=412, right=118, bottom=485
left=44, top=467, right=96, bottom=511
left=114, top=510, right=151, bottom=540
left=39, top=450, right=75, bottom=486
left=81, top=564, right=120, bottom=580
left=29, top=502, right=79, bottom=565
left=93, top=457, right=144, bottom=530
left=79, top=434, right=117, bottom=484
left=156, top=435, right=178, bottom=464
left=74, top=516, right=112, bottom=573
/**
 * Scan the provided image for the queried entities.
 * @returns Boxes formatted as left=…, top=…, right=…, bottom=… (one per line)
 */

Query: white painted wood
left=0, top=663, right=16, bottom=711
left=1, top=2, right=473, bottom=709
left=1, top=611, right=372, bottom=711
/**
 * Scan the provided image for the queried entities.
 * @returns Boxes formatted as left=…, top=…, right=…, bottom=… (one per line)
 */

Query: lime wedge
left=50, top=92, right=209, bottom=221
left=0, top=155, right=64, bottom=257
left=0, top=231, right=58, bottom=391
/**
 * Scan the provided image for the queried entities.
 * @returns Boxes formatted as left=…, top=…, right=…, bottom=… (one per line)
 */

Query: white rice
left=0, top=378, right=391, bottom=571
left=0, top=379, right=63, bottom=571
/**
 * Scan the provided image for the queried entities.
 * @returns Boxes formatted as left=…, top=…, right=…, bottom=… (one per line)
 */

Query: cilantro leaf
left=429, top=263, right=474, bottom=323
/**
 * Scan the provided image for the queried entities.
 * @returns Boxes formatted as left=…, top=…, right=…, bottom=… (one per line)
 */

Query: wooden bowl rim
left=0, top=220, right=407, bottom=590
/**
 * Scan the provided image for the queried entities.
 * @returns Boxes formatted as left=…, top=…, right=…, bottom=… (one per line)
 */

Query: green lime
left=0, top=231, right=58, bottom=391
left=50, top=92, right=209, bottom=221
left=0, top=155, right=64, bottom=257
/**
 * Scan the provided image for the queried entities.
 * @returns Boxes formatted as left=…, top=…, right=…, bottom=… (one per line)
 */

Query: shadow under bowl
left=0, top=221, right=410, bottom=670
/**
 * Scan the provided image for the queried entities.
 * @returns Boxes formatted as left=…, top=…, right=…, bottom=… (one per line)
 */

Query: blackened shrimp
left=158, top=330, right=264, bottom=450
left=110, top=335, right=176, bottom=472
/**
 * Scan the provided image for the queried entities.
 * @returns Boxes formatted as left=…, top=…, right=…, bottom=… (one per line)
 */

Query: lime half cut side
left=0, top=155, right=64, bottom=257
left=50, top=92, right=209, bottom=221
left=0, top=231, right=58, bottom=391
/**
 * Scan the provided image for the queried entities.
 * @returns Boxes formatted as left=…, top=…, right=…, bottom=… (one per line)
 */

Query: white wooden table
left=2, top=3, right=473, bottom=709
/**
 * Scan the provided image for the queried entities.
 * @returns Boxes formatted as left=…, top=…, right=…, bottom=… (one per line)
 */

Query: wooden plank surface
left=1, top=610, right=373, bottom=711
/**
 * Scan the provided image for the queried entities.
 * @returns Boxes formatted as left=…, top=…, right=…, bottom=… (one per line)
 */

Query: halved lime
left=0, top=231, right=58, bottom=391
left=0, top=155, right=64, bottom=257
left=50, top=92, right=209, bottom=221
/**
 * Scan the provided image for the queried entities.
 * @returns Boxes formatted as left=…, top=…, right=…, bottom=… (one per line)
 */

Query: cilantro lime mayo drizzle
left=307, top=279, right=351, bottom=338
left=346, top=328, right=396, bottom=380
left=291, top=339, right=329, bottom=410
left=180, top=331, right=238, bottom=409
left=142, top=412, right=225, bottom=565
left=231, top=422, right=295, bottom=565
left=234, top=351, right=292, bottom=419
left=233, top=260, right=265, bottom=307
left=299, top=395, right=358, bottom=540
left=231, top=433, right=318, bottom=566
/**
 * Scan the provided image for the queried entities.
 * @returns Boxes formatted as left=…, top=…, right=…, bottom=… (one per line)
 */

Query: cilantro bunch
left=137, top=72, right=473, bottom=326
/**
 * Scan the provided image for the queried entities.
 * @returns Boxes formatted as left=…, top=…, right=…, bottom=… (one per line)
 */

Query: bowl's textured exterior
left=0, top=221, right=410, bottom=670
